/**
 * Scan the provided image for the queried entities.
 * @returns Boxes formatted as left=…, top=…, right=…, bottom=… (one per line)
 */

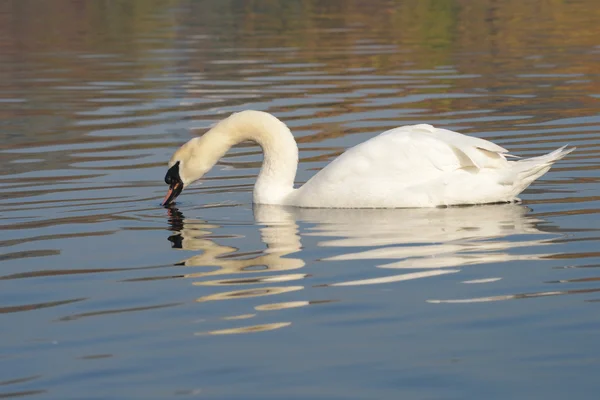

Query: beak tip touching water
left=161, top=181, right=183, bottom=207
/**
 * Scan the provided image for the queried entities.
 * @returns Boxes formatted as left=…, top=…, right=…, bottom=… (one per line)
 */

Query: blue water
left=1, top=1, right=599, bottom=398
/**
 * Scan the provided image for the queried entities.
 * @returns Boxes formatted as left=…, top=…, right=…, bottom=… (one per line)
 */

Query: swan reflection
left=166, top=206, right=307, bottom=335
left=167, top=206, right=305, bottom=282
left=167, top=204, right=554, bottom=334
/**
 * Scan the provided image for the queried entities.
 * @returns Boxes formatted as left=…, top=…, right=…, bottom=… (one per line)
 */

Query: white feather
left=167, top=111, right=574, bottom=208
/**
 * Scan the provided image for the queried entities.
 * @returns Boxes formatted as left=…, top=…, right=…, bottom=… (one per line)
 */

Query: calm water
left=1, top=1, right=600, bottom=399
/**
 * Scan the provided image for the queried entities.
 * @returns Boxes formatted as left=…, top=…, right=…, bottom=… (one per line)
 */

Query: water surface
left=1, top=1, right=600, bottom=399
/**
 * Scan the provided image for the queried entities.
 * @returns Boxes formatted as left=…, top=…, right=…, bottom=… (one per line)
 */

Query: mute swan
left=162, top=110, right=573, bottom=208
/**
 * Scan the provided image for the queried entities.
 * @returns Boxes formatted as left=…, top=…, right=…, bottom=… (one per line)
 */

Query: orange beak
left=162, top=181, right=183, bottom=206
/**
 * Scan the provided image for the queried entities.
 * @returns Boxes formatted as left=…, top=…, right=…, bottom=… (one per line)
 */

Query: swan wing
left=378, top=124, right=508, bottom=170
left=293, top=124, right=511, bottom=207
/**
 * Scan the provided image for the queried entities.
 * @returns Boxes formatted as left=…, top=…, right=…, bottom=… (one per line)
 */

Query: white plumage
left=163, top=110, right=574, bottom=208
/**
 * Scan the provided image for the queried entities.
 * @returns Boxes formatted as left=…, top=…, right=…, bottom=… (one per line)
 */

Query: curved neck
left=203, top=111, right=298, bottom=205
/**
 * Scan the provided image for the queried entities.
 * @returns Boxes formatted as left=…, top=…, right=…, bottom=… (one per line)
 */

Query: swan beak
left=162, top=181, right=183, bottom=206
left=162, top=161, right=183, bottom=206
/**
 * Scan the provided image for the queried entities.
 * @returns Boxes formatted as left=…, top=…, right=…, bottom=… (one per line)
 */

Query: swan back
left=289, top=124, right=569, bottom=208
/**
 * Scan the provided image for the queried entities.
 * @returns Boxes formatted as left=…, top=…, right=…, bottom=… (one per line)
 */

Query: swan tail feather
left=510, top=145, right=575, bottom=194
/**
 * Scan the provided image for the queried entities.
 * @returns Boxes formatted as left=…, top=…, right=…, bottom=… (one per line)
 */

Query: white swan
left=162, top=110, right=574, bottom=208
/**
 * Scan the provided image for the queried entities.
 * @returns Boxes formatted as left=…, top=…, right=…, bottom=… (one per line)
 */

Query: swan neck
left=210, top=111, right=298, bottom=205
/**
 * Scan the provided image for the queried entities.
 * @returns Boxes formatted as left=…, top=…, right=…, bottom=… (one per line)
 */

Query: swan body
left=162, top=110, right=573, bottom=208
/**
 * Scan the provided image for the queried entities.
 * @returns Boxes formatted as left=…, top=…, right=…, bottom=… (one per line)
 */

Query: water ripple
left=1, top=0, right=599, bottom=398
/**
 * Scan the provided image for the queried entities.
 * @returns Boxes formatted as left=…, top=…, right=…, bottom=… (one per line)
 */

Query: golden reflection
left=165, top=202, right=563, bottom=334
left=462, top=277, right=502, bottom=284
left=166, top=207, right=305, bottom=282
left=255, top=301, right=310, bottom=311
left=193, top=273, right=309, bottom=286
left=255, top=300, right=336, bottom=311
left=195, top=286, right=304, bottom=303
left=275, top=204, right=554, bottom=283
left=168, top=203, right=554, bottom=317
left=296, top=204, right=545, bottom=246
left=195, top=322, right=292, bottom=336
left=428, top=287, right=600, bottom=304
left=222, top=314, right=256, bottom=320
left=329, top=269, right=460, bottom=287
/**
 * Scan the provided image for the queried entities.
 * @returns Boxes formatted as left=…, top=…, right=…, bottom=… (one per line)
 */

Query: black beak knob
left=164, top=161, right=180, bottom=185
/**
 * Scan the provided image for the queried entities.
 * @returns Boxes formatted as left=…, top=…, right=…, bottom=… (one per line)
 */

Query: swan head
left=162, top=160, right=184, bottom=206
left=162, top=137, right=218, bottom=206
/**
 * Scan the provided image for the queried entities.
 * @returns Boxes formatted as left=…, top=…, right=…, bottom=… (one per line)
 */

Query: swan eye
left=165, top=161, right=180, bottom=185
